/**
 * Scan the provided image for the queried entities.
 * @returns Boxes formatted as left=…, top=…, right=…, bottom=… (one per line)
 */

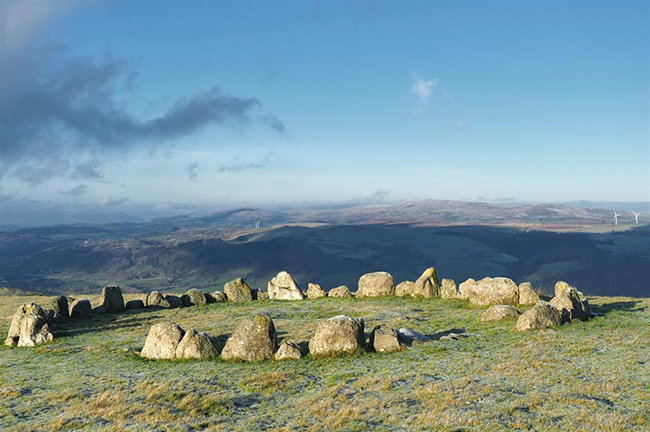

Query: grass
left=0, top=293, right=649, bottom=431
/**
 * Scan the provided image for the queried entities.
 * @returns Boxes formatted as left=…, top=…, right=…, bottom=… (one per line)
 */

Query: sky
left=0, top=0, right=648, bottom=214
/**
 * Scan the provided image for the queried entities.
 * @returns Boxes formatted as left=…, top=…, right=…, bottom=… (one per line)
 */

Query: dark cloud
left=12, top=159, right=70, bottom=185
left=58, top=184, right=87, bottom=197
left=72, top=159, right=104, bottom=180
left=217, top=151, right=273, bottom=173
left=187, top=161, right=199, bottom=182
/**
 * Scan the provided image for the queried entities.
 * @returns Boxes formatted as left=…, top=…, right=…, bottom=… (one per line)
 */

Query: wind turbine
left=613, top=211, right=620, bottom=226
left=633, top=212, right=641, bottom=224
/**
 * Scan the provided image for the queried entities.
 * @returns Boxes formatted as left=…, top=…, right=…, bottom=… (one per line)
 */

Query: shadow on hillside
left=427, top=328, right=466, bottom=341
left=54, top=314, right=163, bottom=338
left=593, top=301, right=646, bottom=316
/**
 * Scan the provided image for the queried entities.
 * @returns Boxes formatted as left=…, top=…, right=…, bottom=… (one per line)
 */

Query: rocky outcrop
left=126, top=299, right=145, bottom=309
left=549, top=281, right=592, bottom=321
left=440, top=278, right=458, bottom=299
left=221, top=314, right=278, bottom=361
left=96, top=285, right=125, bottom=314
left=5, top=303, right=54, bottom=347
left=210, top=292, right=227, bottom=302
left=306, top=283, right=327, bottom=299
left=516, top=301, right=563, bottom=331
left=186, top=289, right=207, bottom=306
left=268, top=271, right=305, bottom=300
left=225, top=278, right=253, bottom=302
left=369, top=326, right=403, bottom=353
left=274, top=341, right=304, bottom=360
left=309, top=315, right=365, bottom=357
left=176, top=329, right=219, bottom=359
left=145, top=291, right=171, bottom=308
left=460, top=277, right=519, bottom=306
left=518, top=282, right=540, bottom=305
left=394, top=268, right=440, bottom=298
left=357, top=272, right=394, bottom=298
left=70, top=299, right=93, bottom=319
left=480, top=305, right=521, bottom=322
left=328, top=285, right=352, bottom=298
left=140, top=323, right=185, bottom=360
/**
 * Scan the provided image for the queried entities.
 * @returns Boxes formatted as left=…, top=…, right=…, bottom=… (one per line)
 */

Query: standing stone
left=516, top=301, right=563, bottom=332
left=274, top=341, right=304, bottom=360
left=176, top=329, right=219, bottom=359
left=328, top=285, right=352, bottom=298
left=186, top=289, right=207, bottom=306
left=145, top=291, right=171, bottom=308
left=462, top=277, right=519, bottom=306
left=518, top=282, right=540, bottom=305
left=396, top=268, right=441, bottom=298
left=255, top=289, right=268, bottom=300
left=306, top=283, right=327, bottom=299
left=267, top=271, right=305, bottom=300
left=141, top=323, right=186, bottom=360
left=98, top=285, right=126, bottom=313
left=210, top=292, right=227, bottom=302
left=309, top=315, right=365, bottom=357
left=369, top=326, right=403, bottom=353
left=357, top=272, right=394, bottom=298
left=458, top=278, right=476, bottom=299
left=126, top=299, right=145, bottom=309
left=221, top=314, right=278, bottom=362
left=224, top=278, right=254, bottom=302
left=50, top=296, right=69, bottom=319
left=480, top=305, right=521, bottom=322
left=180, top=294, right=192, bottom=307
left=549, top=281, right=592, bottom=321
left=440, top=278, right=458, bottom=299
left=70, top=299, right=93, bottom=319
left=165, top=295, right=184, bottom=308
left=5, top=303, right=54, bottom=347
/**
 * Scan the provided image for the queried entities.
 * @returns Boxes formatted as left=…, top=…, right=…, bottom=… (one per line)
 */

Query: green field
left=1, top=292, right=649, bottom=431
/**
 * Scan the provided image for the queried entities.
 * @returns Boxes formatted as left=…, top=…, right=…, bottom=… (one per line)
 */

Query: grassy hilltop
left=1, top=292, right=649, bottom=432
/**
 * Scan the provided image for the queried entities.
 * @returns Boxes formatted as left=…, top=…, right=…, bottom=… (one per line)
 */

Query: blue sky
left=0, top=0, right=648, bottom=210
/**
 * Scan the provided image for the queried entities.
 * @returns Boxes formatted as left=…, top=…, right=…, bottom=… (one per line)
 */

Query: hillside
left=1, top=223, right=648, bottom=297
left=1, top=292, right=648, bottom=431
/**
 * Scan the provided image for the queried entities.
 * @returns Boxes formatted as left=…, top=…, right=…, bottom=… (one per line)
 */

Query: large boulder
left=461, top=277, right=519, bottom=306
left=440, top=278, right=458, bottom=299
left=5, top=303, right=54, bottom=347
left=267, top=271, right=305, bottom=300
left=328, top=285, right=352, bottom=298
left=518, top=282, right=540, bottom=305
left=186, top=289, right=208, bottom=306
left=274, top=341, right=304, bottom=360
left=224, top=278, right=253, bottom=302
left=549, top=281, right=592, bottom=321
left=309, top=315, right=365, bottom=357
left=221, top=314, right=278, bottom=362
left=145, top=291, right=171, bottom=308
left=357, top=272, right=394, bottom=298
left=369, top=326, right=403, bottom=353
left=480, top=305, right=521, bottom=322
left=176, top=329, right=219, bottom=359
left=306, top=283, right=327, bottom=299
left=98, top=285, right=125, bottom=313
left=70, top=299, right=93, bottom=319
left=141, top=323, right=185, bottom=360
left=210, top=291, right=227, bottom=302
left=516, top=301, right=563, bottom=332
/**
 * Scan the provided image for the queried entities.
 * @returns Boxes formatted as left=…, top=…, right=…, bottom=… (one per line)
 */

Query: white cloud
left=411, top=75, right=438, bottom=101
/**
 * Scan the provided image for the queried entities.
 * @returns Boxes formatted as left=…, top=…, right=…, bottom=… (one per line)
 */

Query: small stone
left=145, top=291, right=171, bottom=308
left=224, top=278, right=253, bottom=302
left=274, top=341, right=304, bottom=360
left=126, top=299, right=145, bottom=309
left=70, top=299, right=93, bottom=319
left=516, top=301, right=563, bottom=332
left=518, top=282, right=540, bottom=305
left=480, top=305, right=521, bottom=322
left=176, top=329, right=219, bottom=359
left=328, top=285, right=352, bottom=298
left=186, top=289, right=207, bottom=306
left=396, top=328, right=430, bottom=343
left=141, top=322, right=185, bottom=360
left=369, top=326, right=403, bottom=353
left=210, top=292, right=227, bottom=302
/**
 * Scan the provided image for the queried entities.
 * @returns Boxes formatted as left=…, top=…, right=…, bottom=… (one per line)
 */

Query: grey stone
left=268, top=271, right=304, bottom=300
left=274, top=341, right=304, bottom=360
left=70, top=299, right=93, bottom=319
left=357, top=272, right=394, bottom=298
left=5, top=303, right=54, bottom=347
left=141, top=322, right=185, bottom=360
left=516, top=301, right=563, bottom=332
left=306, top=283, right=327, bottom=299
left=328, top=285, right=352, bottom=298
left=309, top=315, right=365, bottom=357
left=224, top=278, right=253, bottom=302
left=221, top=314, right=278, bottom=362
left=480, top=305, right=521, bottom=322
left=369, top=326, right=403, bottom=353
left=176, top=329, right=219, bottom=359
left=186, top=289, right=207, bottom=306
